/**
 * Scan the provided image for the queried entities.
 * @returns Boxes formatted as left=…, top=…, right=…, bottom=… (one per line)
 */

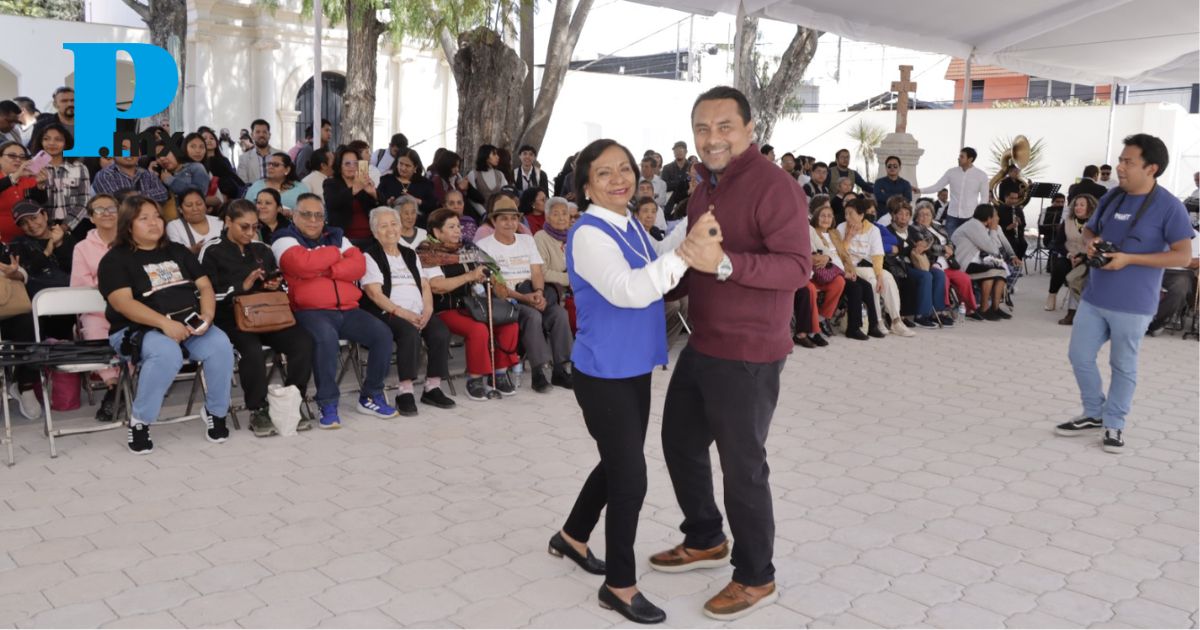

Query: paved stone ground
left=1, top=274, right=1197, bottom=628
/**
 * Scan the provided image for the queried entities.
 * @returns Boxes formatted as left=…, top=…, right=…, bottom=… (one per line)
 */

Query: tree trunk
left=733, top=16, right=820, bottom=146
left=120, top=0, right=186, bottom=128
left=519, top=0, right=534, bottom=119
left=342, top=0, right=384, bottom=144
left=452, top=27, right=525, bottom=160
left=516, top=0, right=593, bottom=152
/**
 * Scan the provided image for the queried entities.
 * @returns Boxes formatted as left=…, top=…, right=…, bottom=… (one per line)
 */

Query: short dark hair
left=307, top=147, right=331, bottom=173
left=271, top=151, right=299, bottom=182
left=346, top=139, right=370, bottom=156
left=691, top=85, right=751, bottom=125
left=432, top=150, right=461, bottom=181
left=182, top=132, right=205, bottom=162
left=427, top=208, right=459, bottom=234
left=250, top=119, right=270, bottom=132
left=972, top=203, right=996, bottom=222
left=835, top=148, right=850, bottom=159
left=635, top=196, right=658, bottom=210
left=518, top=144, right=537, bottom=156
left=254, top=187, right=282, bottom=208
left=812, top=161, right=828, bottom=170
left=761, top=144, right=774, bottom=155
left=1051, top=192, right=1066, bottom=201
left=0, top=101, right=19, bottom=116
left=574, top=139, right=639, bottom=212
left=225, top=198, right=258, bottom=222
left=1083, top=164, right=1099, bottom=178
left=12, top=97, right=35, bottom=115
left=885, top=155, right=901, bottom=167
left=294, top=192, right=323, bottom=210
left=320, top=118, right=332, bottom=128
left=389, top=133, right=408, bottom=148
left=1100, top=164, right=1112, bottom=171
left=1122, top=133, right=1169, bottom=178
left=961, top=147, right=977, bottom=162
left=29, top=122, right=75, bottom=161
left=53, top=86, right=74, bottom=98
left=303, top=124, right=314, bottom=139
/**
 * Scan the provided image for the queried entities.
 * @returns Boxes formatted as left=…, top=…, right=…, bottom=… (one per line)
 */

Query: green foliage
left=989, top=135, right=1047, bottom=182
left=846, top=120, right=887, bottom=179
left=0, top=0, right=83, bottom=21
left=265, top=0, right=510, bottom=48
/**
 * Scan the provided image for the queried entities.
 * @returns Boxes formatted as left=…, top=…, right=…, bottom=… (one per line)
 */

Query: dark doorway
left=296, top=72, right=345, bottom=149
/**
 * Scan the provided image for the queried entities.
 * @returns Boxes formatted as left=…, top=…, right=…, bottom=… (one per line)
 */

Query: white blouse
left=570, top=205, right=687, bottom=309
left=836, top=221, right=883, bottom=265
left=810, top=226, right=845, bottom=271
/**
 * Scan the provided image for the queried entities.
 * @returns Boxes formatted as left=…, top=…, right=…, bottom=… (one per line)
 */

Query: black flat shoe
left=792, top=335, right=814, bottom=348
left=548, top=532, right=605, bottom=575
left=867, top=327, right=887, bottom=339
left=598, top=585, right=666, bottom=624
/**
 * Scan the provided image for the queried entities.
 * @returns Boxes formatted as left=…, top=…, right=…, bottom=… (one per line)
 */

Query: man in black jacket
left=1068, top=165, right=1108, bottom=202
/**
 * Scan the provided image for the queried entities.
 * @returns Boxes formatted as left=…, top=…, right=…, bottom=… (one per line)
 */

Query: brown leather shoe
left=703, top=580, right=779, bottom=621
left=648, top=540, right=730, bottom=573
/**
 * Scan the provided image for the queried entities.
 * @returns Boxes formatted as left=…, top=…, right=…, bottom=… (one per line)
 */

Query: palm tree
left=846, top=120, right=887, bottom=181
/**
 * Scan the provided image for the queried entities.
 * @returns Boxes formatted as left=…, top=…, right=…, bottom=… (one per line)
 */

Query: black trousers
left=662, top=344, right=783, bottom=587
left=376, top=311, right=451, bottom=381
left=1048, top=256, right=1073, bottom=295
left=844, top=276, right=878, bottom=331
left=1155, top=269, right=1198, bottom=323
left=895, top=273, right=918, bottom=317
left=222, top=322, right=314, bottom=411
left=562, top=369, right=652, bottom=588
left=792, top=286, right=815, bottom=334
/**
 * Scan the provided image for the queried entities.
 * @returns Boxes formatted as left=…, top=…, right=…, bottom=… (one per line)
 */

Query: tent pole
left=732, top=1, right=746, bottom=88
left=1104, top=81, right=1118, bottom=162
left=313, top=0, right=323, bottom=147
left=959, top=52, right=972, bottom=148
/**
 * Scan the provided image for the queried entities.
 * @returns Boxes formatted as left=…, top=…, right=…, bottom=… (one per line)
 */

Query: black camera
left=1088, top=241, right=1119, bottom=268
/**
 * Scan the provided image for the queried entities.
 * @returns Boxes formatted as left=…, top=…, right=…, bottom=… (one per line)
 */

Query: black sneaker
left=466, top=377, right=489, bottom=401
left=128, top=423, right=153, bottom=454
left=249, top=407, right=276, bottom=438
left=420, top=387, right=456, bottom=409
left=993, top=308, right=1012, bottom=320
left=1055, top=415, right=1102, bottom=436
left=1102, top=429, right=1124, bottom=453
left=846, top=329, right=869, bottom=341
left=96, top=386, right=119, bottom=423
left=551, top=365, right=574, bottom=389
left=395, top=393, right=419, bottom=417
left=983, top=309, right=1003, bottom=321
left=914, top=316, right=939, bottom=329
left=966, top=310, right=986, bottom=322
left=939, top=313, right=955, bottom=328
left=205, top=411, right=230, bottom=443
left=532, top=368, right=553, bottom=393
left=810, top=333, right=829, bottom=347
left=867, top=326, right=887, bottom=339
left=494, top=372, right=518, bottom=396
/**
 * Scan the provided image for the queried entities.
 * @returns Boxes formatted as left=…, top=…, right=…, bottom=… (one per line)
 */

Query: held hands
left=528, top=289, right=547, bottom=312
left=676, top=211, right=725, bottom=273
left=162, top=319, right=190, bottom=342
left=812, top=253, right=831, bottom=268
left=394, top=307, right=423, bottom=329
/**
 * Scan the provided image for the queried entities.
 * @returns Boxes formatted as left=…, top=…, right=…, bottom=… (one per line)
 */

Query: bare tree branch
left=118, top=0, right=150, bottom=21
left=516, top=0, right=594, bottom=150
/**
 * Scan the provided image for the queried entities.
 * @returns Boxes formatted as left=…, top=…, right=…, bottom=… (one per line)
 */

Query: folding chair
left=30, top=288, right=129, bottom=458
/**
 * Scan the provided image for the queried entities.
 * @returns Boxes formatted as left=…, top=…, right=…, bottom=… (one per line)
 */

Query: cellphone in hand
left=183, top=312, right=206, bottom=331
left=25, top=151, right=51, bottom=175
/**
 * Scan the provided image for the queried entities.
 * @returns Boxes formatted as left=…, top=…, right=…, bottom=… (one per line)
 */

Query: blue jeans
left=1068, top=299, right=1154, bottom=430
left=108, top=325, right=234, bottom=424
left=907, top=266, right=947, bottom=316
left=944, top=216, right=968, bottom=237
left=294, top=308, right=393, bottom=406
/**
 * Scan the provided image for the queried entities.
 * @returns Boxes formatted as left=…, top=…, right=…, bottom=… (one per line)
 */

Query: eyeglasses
left=267, top=162, right=284, bottom=168
left=1, top=153, right=25, bottom=160
left=296, top=211, right=325, bottom=221
left=235, top=221, right=259, bottom=231
left=90, top=205, right=118, bottom=215
left=886, top=164, right=899, bottom=169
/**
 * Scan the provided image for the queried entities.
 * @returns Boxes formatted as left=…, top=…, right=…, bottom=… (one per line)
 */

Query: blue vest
left=567, top=213, right=668, bottom=379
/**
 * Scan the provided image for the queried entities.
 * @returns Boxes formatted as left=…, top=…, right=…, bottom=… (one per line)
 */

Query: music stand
left=1026, top=182, right=1061, bottom=273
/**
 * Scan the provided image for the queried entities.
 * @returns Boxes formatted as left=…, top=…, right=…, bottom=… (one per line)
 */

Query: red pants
left=437, top=309, right=520, bottom=376
left=944, top=268, right=978, bottom=312
left=812, top=274, right=846, bottom=319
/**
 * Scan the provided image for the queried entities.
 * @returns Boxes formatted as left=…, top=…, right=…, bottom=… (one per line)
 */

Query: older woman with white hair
left=392, top=194, right=428, bottom=249
left=534, top=196, right=572, bottom=298
left=360, top=206, right=455, bottom=416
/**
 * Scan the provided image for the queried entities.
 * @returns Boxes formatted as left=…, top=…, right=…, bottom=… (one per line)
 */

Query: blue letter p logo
left=63, top=43, right=178, bottom=157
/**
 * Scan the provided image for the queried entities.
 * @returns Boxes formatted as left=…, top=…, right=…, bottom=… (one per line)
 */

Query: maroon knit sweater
left=680, top=144, right=811, bottom=363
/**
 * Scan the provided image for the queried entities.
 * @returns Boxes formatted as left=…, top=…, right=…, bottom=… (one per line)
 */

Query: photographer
left=1056, top=134, right=1194, bottom=453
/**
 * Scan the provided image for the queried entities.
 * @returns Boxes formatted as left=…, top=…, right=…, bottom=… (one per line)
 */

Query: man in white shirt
left=918, top=146, right=991, bottom=236
left=640, top=157, right=669, bottom=207
left=1098, top=164, right=1119, bottom=190
left=513, top=144, right=549, bottom=195
left=475, top=204, right=574, bottom=393
left=237, top=119, right=276, bottom=184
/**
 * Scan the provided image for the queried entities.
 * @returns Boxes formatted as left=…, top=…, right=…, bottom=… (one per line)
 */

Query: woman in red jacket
left=270, top=193, right=398, bottom=429
left=0, top=141, right=48, bottom=241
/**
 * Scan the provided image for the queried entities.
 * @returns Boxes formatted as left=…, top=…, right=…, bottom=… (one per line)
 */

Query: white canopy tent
left=631, top=0, right=1199, bottom=151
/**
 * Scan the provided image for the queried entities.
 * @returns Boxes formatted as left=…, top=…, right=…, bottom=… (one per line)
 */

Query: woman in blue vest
left=547, top=139, right=719, bottom=624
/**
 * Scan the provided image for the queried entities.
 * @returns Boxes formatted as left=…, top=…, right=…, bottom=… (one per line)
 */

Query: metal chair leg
left=39, top=369, right=57, bottom=458
left=2, top=370, right=13, bottom=467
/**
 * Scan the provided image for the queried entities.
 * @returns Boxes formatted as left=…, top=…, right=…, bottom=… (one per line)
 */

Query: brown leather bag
left=232, top=291, right=294, bottom=333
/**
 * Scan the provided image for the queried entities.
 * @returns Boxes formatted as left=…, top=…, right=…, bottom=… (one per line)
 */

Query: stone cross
left=891, top=65, right=917, bottom=134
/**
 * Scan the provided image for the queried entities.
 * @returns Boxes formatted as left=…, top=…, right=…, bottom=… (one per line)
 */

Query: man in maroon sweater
left=649, top=86, right=811, bottom=620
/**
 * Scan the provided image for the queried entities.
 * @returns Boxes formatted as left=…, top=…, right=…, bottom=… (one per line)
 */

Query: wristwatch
left=716, top=254, right=733, bottom=282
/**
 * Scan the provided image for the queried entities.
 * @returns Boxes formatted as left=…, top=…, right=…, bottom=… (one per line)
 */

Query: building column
left=253, top=39, right=281, bottom=141
left=187, top=33, right=213, bottom=131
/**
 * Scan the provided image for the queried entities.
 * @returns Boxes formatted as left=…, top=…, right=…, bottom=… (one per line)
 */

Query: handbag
left=812, top=263, right=842, bottom=285
left=233, top=291, right=295, bottom=333
left=463, top=293, right=519, bottom=326
left=883, top=254, right=909, bottom=279
left=0, top=276, right=32, bottom=320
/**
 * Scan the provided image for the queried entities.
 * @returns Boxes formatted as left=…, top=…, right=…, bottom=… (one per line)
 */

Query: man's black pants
left=662, top=344, right=784, bottom=587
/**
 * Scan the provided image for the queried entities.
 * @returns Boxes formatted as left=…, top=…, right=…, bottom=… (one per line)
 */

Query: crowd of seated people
left=3, top=90, right=1195, bottom=456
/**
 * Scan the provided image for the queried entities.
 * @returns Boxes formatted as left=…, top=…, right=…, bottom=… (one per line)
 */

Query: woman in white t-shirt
left=836, top=198, right=914, bottom=337
left=166, top=188, right=223, bottom=255
left=360, top=206, right=455, bottom=416
left=391, top=195, right=428, bottom=249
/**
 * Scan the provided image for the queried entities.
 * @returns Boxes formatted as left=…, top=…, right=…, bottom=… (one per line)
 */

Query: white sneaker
left=8, top=383, right=43, bottom=420
left=890, top=321, right=916, bottom=338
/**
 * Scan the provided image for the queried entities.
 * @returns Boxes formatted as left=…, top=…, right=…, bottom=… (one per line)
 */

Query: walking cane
left=483, top=272, right=503, bottom=400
